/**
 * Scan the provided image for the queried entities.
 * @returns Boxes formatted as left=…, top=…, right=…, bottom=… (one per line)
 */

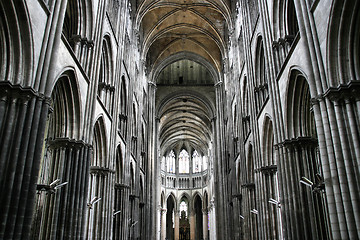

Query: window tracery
left=179, top=149, right=190, bottom=174
left=193, top=150, right=201, bottom=173
left=167, top=150, right=176, bottom=173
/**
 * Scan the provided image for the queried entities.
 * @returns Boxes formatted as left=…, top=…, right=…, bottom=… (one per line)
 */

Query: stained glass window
left=167, top=150, right=175, bottom=173
left=193, top=150, right=201, bottom=173
left=179, top=149, right=189, bottom=173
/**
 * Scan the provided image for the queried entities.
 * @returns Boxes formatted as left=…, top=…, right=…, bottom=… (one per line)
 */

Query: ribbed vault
left=158, top=95, right=213, bottom=155
left=136, top=0, right=232, bottom=73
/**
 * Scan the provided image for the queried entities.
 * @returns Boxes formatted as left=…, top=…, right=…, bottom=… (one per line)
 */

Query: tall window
left=167, top=151, right=175, bottom=173
left=254, top=37, right=268, bottom=113
left=179, top=149, right=189, bottom=173
left=193, top=150, right=201, bottom=173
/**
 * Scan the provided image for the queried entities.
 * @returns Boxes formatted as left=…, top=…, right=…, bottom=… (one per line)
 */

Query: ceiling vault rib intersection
left=137, top=0, right=232, bottom=73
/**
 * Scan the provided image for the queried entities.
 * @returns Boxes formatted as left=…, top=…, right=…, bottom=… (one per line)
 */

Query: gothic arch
left=254, top=36, right=269, bottom=113
left=247, top=144, right=255, bottom=183
left=165, top=193, right=177, bottom=240
left=119, top=76, right=128, bottom=138
left=120, top=76, right=128, bottom=115
left=92, top=116, right=108, bottom=167
left=191, top=192, right=203, bottom=210
left=115, top=145, right=124, bottom=183
left=285, top=69, right=315, bottom=138
left=113, top=145, right=126, bottom=240
left=242, top=76, right=251, bottom=138
left=193, top=194, right=204, bottom=240
left=0, top=0, right=33, bottom=86
left=48, top=70, right=81, bottom=138
left=32, top=70, right=84, bottom=239
left=48, top=69, right=82, bottom=139
left=285, top=69, right=329, bottom=239
left=87, top=116, right=111, bottom=239
left=327, top=0, right=360, bottom=85
left=63, top=0, right=93, bottom=47
left=130, top=162, right=135, bottom=190
left=179, top=192, right=191, bottom=205
left=260, top=116, right=280, bottom=240
left=166, top=192, right=178, bottom=210
left=262, top=115, right=275, bottom=166
left=272, top=0, right=299, bottom=40
left=98, top=35, right=115, bottom=114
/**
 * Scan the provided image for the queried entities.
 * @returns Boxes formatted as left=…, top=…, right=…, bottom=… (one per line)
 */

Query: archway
left=179, top=196, right=190, bottom=240
left=194, top=195, right=203, bottom=240
left=166, top=195, right=176, bottom=240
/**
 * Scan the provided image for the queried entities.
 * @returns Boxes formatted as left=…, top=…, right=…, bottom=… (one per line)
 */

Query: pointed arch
left=48, top=69, right=82, bottom=140
left=260, top=116, right=280, bottom=239
left=63, top=0, right=93, bottom=48
left=130, top=162, right=135, bottom=190
left=115, top=145, right=124, bottom=183
left=119, top=76, right=128, bottom=138
left=166, top=193, right=176, bottom=239
left=262, top=116, right=275, bottom=167
left=242, top=76, right=251, bottom=138
left=193, top=194, right=204, bottom=240
left=254, top=36, right=269, bottom=113
left=285, top=69, right=329, bottom=239
left=32, top=70, right=85, bottom=239
left=92, top=116, right=108, bottom=167
left=98, top=35, right=115, bottom=114
left=247, top=144, right=255, bottom=183
left=272, top=0, right=299, bottom=41
left=328, top=0, right=360, bottom=85
left=286, top=69, right=315, bottom=138
left=0, top=1, right=33, bottom=86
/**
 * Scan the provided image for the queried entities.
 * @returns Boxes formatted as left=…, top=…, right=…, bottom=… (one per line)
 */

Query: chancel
left=0, top=0, right=359, bottom=239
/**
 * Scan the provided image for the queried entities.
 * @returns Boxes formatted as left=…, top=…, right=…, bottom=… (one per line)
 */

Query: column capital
left=160, top=208, right=167, bottom=214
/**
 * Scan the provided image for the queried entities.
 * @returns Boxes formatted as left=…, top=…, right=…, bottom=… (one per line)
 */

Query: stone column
left=175, top=210, right=180, bottom=240
left=209, top=201, right=216, bottom=240
left=203, top=209, right=209, bottom=240
left=190, top=212, right=195, bottom=240
left=161, top=208, right=167, bottom=240
left=147, top=81, right=158, bottom=239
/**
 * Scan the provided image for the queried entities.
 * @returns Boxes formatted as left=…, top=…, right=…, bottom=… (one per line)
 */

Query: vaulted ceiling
left=158, top=95, right=213, bottom=154
left=136, top=0, right=232, bottom=73
left=135, top=0, right=230, bottom=155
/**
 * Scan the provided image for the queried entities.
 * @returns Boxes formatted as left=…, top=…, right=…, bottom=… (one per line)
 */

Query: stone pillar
left=86, top=167, right=111, bottom=240
left=209, top=201, right=216, bottom=240
left=175, top=210, right=180, bottom=240
left=33, top=138, right=91, bottom=240
left=161, top=208, right=167, bottom=240
left=203, top=209, right=209, bottom=240
left=190, top=212, right=195, bottom=240
left=147, top=81, right=158, bottom=240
